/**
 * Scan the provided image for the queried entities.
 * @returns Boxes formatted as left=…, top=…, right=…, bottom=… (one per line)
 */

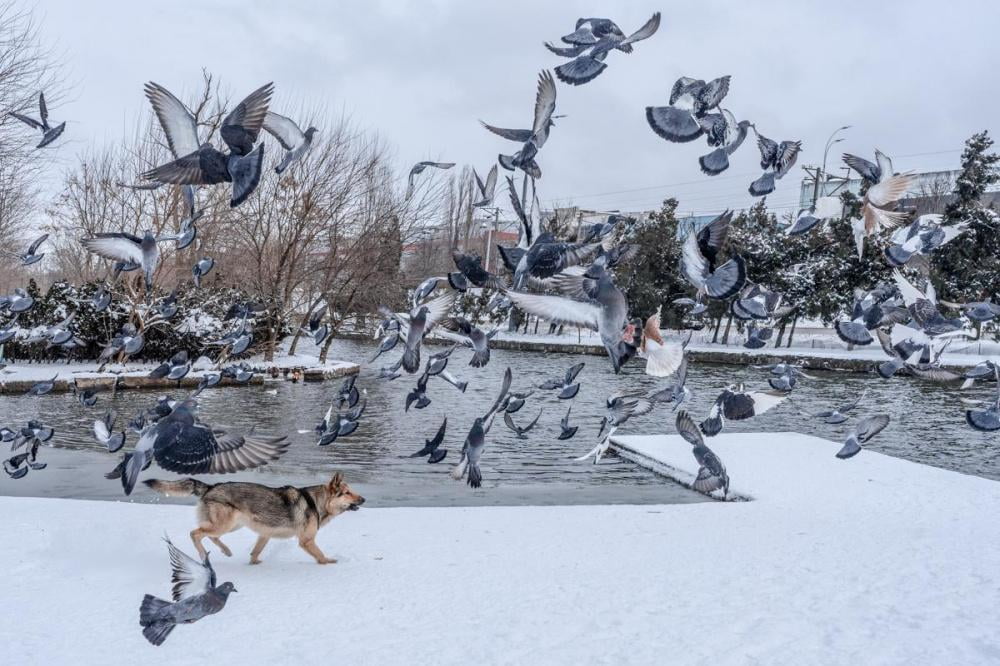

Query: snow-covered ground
left=3, top=431, right=999, bottom=664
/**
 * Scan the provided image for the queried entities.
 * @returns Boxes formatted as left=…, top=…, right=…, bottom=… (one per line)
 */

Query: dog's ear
left=329, top=472, right=344, bottom=493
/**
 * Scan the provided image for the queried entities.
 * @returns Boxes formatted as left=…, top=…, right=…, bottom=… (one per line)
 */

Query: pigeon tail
left=467, top=463, right=482, bottom=488
left=142, top=619, right=176, bottom=646
left=836, top=436, right=862, bottom=459
left=884, top=244, right=914, bottom=267
left=748, top=172, right=775, bottom=197
left=834, top=321, right=874, bottom=346
left=450, top=456, right=468, bottom=480
left=698, top=148, right=730, bottom=176
left=401, top=347, right=420, bottom=374
left=229, top=144, right=265, bottom=208
left=122, top=450, right=150, bottom=496
left=469, top=348, right=490, bottom=368
left=554, top=55, right=608, bottom=86
left=646, top=106, right=703, bottom=143
left=447, top=272, right=469, bottom=291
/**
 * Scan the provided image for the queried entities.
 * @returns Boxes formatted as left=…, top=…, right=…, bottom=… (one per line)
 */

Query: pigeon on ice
left=142, top=82, right=274, bottom=207
left=138, top=536, right=237, bottom=646
left=10, top=92, right=65, bottom=148
left=676, top=410, right=730, bottom=498
left=835, top=414, right=891, bottom=459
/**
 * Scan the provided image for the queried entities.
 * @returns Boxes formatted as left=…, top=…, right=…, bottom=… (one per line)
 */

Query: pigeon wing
left=165, top=537, right=215, bottom=601
left=144, top=82, right=200, bottom=159
left=621, top=12, right=661, bottom=47
left=842, top=153, right=879, bottom=182
left=10, top=112, right=42, bottom=130
left=531, top=70, right=557, bottom=147
left=81, top=233, right=144, bottom=265
left=221, top=83, right=274, bottom=150
left=480, top=121, right=533, bottom=143
left=262, top=111, right=305, bottom=150
left=675, top=410, right=703, bottom=447
left=503, top=290, right=601, bottom=330
left=142, top=150, right=207, bottom=184
left=867, top=174, right=913, bottom=208
left=853, top=414, right=890, bottom=443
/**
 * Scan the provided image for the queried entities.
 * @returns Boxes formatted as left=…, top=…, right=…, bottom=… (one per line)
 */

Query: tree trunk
left=721, top=314, right=733, bottom=345
left=319, top=327, right=336, bottom=364
left=786, top=315, right=799, bottom=347
left=774, top=320, right=787, bottom=347
left=265, top=324, right=277, bottom=362
left=711, top=316, right=722, bottom=343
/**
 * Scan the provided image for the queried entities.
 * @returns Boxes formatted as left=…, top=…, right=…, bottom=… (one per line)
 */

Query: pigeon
left=597, top=391, right=654, bottom=441
left=25, top=375, right=57, bottom=396
left=698, top=110, right=752, bottom=176
left=120, top=398, right=290, bottom=495
left=405, top=369, right=432, bottom=412
left=409, top=418, right=448, bottom=463
left=647, top=352, right=693, bottom=410
left=139, top=537, right=237, bottom=646
left=452, top=250, right=506, bottom=289
left=0, top=287, right=34, bottom=313
left=481, top=71, right=559, bottom=179
left=748, top=128, right=802, bottom=197
left=451, top=367, right=511, bottom=488
left=82, top=230, right=170, bottom=292
left=142, top=82, right=273, bottom=207
left=406, top=161, right=455, bottom=198
left=93, top=409, right=126, bottom=453
left=676, top=410, right=729, bottom=498
left=836, top=414, right=891, bottom=459
left=503, top=409, right=542, bottom=439
left=843, top=149, right=894, bottom=186
left=847, top=163, right=914, bottom=258
left=941, top=300, right=1000, bottom=324
left=437, top=317, right=497, bottom=367
left=379, top=291, right=456, bottom=374
left=504, top=231, right=601, bottom=290
left=557, top=405, right=579, bottom=440
left=638, top=312, right=688, bottom=377
left=262, top=111, right=317, bottom=173
left=192, top=257, right=215, bottom=288
left=4, top=434, right=46, bottom=478
left=369, top=329, right=400, bottom=363
left=197, top=373, right=222, bottom=391
left=298, top=303, right=329, bottom=346
left=965, top=367, right=1000, bottom=431
left=76, top=384, right=98, bottom=407
left=874, top=327, right=928, bottom=379
left=27, top=312, right=76, bottom=347
left=646, top=75, right=731, bottom=143
left=787, top=196, right=844, bottom=235
left=673, top=297, right=707, bottom=316
left=313, top=393, right=366, bottom=445
left=743, top=324, right=773, bottom=350
left=505, top=257, right=639, bottom=373
left=0, top=321, right=15, bottom=344
left=547, top=13, right=660, bottom=86
left=98, top=323, right=145, bottom=365
left=700, top=384, right=786, bottom=436
left=893, top=269, right=964, bottom=337
left=337, top=375, right=360, bottom=410
left=833, top=286, right=909, bottom=346
left=10, top=92, right=65, bottom=148
left=8, top=233, right=48, bottom=266
left=804, top=392, right=866, bottom=425
left=170, top=185, right=204, bottom=251
left=884, top=215, right=967, bottom=268
left=680, top=210, right=746, bottom=300
left=473, top=164, right=499, bottom=208
left=766, top=364, right=813, bottom=391
left=538, top=362, right=586, bottom=399
left=150, top=351, right=191, bottom=381
left=89, top=284, right=112, bottom=312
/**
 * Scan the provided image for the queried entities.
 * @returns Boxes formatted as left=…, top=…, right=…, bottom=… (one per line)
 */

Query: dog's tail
left=143, top=478, right=212, bottom=498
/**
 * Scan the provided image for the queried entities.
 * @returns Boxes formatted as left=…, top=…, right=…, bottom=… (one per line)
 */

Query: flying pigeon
left=10, top=92, right=65, bottom=148
left=836, top=414, right=891, bottom=459
left=680, top=210, right=746, bottom=300
left=547, top=13, right=661, bottom=86
left=965, top=366, right=1000, bottom=431
left=647, top=353, right=692, bottom=410
left=451, top=250, right=506, bottom=289
left=698, top=109, right=752, bottom=176
left=142, top=82, right=273, bottom=207
left=82, top=230, right=171, bottom=292
left=93, top=409, right=126, bottom=452
left=437, top=317, right=497, bottom=367
left=646, top=75, right=731, bottom=144
left=379, top=291, right=456, bottom=374
left=263, top=110, right=317, bottom=173
left=120, top=398, right=290, bottom=495
left=25, top=375, right=57, bottom=396
left=675, top=410, right=729, bottom=498
left=409, top=417, right=448, bottom=463
left=473, top=164, right=499, bottom=208
left=638, top=312, right=688, bottom=377
left=138, top=537, right=237, bottom=646
left=481, top=70, right=558, bottom=178
left=191, top=257, right=215, bottom=288
left=748, top=128, right=801, bottom=197
left=406, top=161, right=455, bottom=198
left=169, top=185, right=204, bottom=251
left=8, top=233, right=48, bottom=266
left=0, top=287, right=34, bottom=313
left=842, top=149, right=894, bottom=186
left=700, top=383, right=786, bottom=436
left=846, top=156, right=914, bottom=257
left=451, top=367, right=512, bottom=488
left=557, top=405, right=579, bottom=440
left=787, top=196, right=844, bottom=235
left=90, top=284, right=112, bottom=312
left=503, top=408, right=542, bottom=439
left=884, top=214, right=967, bottom=268
left=804, top=392, right=866, bottom=425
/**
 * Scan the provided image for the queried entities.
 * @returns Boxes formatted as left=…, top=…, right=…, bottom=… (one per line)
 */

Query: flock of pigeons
left=0, top=9, right=995, bottom=646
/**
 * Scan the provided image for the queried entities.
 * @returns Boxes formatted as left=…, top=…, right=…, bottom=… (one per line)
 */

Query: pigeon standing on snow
left=10, top=92, right=65, bottom=148
left=675, top=410, right=729, bottom=498
left=139, top=537, right=237, bottom=646
left=262, top=111, right=317, bottom=173
left=142, top=82, right=273, bottom=207
left=835, top=414, right=891, bottom=459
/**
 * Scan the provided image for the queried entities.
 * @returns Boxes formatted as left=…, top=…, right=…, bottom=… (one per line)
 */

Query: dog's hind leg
left=249, top=536, right=270, bottom=565
left=209, top=537, right=233, bottom=557
left=299, top=537, right=337, bottom=565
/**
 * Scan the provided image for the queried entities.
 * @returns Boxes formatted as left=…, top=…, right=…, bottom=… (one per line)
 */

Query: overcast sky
left=32, top=0, right=1000, bottom=218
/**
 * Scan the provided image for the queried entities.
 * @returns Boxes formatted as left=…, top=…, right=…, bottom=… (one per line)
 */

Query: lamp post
left=811, top=125, right=851, bottom=206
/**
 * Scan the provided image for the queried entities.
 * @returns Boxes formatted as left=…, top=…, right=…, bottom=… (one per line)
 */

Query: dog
left=144, top=473, right=364, bottom=565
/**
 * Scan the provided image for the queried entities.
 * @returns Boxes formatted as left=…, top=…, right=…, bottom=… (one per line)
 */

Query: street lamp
left=821, top=125, right=851, bottom=183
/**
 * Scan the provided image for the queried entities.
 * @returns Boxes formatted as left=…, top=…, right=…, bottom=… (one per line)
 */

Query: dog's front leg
left=249, top=536, right=270, bottom=565
left=299, top=537, right=337, bottom=565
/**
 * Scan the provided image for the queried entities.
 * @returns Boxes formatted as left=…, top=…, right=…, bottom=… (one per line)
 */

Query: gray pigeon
left=90, top=284, right=112, bottom=312
left=538, top=361, right=586, bottom=399
left=438, top=317, right=497, bottom=367
left=503, top=408, right=542, bottom=439
left=406, top=161, right=455, bottom=198
left=647, top=75, right=731, bottom=143
left=548, top=13, right=661, bottom=86
left=25, top=375, right=57, bottom=396
left=0, top=287, right=34, bottom=313
left=192, top=257, right=215, bottom=288
left=263, top=111, right=317, bottom=173
left=82, top=230, right=169, bottom=292
left=139, top=537, right=237, bottom=646
left=557, top=405, right=579, bottom=440
left=9, top=233, right=48, bottom=266
left=408, top=417, right=448, bottom=463
left=698, top=109, right=752, bottom=176
left=680, top=210, right=746, bottom=301
left=481, top=70, right=558, bottom=178
left=451, top=367, right=512, bottom=488
left=748, top=127, right=802, bottom=197
left=675, top=410, right=729, bottom=498
left=141, top=82, right=273, bottom=207
left=10, top=92, right=65, bottom=148
left=473, top=164, right=499, bottom=208
left=836, top=414, right=891, bottom=459
left=93, top=409, right=126, bottom=452
left=379, top=291, right=456, bottom=374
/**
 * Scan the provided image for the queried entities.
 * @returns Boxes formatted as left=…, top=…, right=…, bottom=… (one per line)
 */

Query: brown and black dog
left=144, top=473, right=364, bottom=565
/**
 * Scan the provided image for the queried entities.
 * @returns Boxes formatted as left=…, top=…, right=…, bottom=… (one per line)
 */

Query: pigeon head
left=217, top=582, right=237, bottom=596
left=305, top=127, right=319, bottom=140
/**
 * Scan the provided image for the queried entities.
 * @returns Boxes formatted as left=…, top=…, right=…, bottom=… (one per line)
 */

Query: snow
left=3, top=431, right=1000, bottom=664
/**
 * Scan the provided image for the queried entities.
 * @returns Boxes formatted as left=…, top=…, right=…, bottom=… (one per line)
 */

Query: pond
left=1, top=338, right=997, bottom=506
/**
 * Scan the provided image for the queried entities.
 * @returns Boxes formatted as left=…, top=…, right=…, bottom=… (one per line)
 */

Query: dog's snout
left=357, top=496, right=366, bottom=505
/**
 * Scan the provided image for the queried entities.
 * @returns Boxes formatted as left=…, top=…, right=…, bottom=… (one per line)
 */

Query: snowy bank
left=3, top=431, right=1000, bottom=664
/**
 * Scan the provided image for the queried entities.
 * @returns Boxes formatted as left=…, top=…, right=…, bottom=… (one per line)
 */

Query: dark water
left=1, top=338, right=997, bottom=506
